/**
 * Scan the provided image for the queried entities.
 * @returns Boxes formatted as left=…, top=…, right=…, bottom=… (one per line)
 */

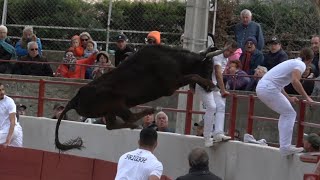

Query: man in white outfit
left=0, top=83, right=23, bottom=147
left=115, top=128, right=163, bottom=180
left=196, top=40, right=238, bottom=147
left=256, top=48, right=314, bottom=156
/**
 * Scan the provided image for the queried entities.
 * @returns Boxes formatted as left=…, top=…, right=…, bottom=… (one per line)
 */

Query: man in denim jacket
left=234, top=9, right=265, bottom=51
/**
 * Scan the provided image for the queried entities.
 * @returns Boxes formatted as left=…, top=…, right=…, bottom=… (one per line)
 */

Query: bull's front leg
left=178, top=74, right=215, bottom=92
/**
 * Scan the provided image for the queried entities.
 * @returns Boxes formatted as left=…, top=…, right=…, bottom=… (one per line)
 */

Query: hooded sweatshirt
left=147, top=31, right=161, bottom=45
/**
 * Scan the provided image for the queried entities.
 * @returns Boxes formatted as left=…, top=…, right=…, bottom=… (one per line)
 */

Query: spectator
left=285, top=65, right=315, bottom=95
left=155, top=111, right=174, bottom=132
left=226, top=60, right=250, bottom=90
left=245, top=65, right=268, bottom=91
left=92, top=51, right=114, bottom=79
left=263, top=36, right=288, bottom=70
left=115, top=34, right=134, bottom=67
left=79, top=32, right=96, bottom=50
left=240, top=36, right=264, bottom=75
left=142, top=114, right=156, bottom=129
left=83, top=40, right=98, bottom=58
left=15, top=26, right=42, bottom=59
left=194, top=120, right=204, bottom=137
left=55, top=50, right=97, bottom=79
left=0, top=25, right=15, bottom=73
left=224, top=48, right=242, bottom=74
left=0, top=83, right=23, bottom=147
left=311, top=35, right=320, bottom=77
left=176, top=148, right=222, bottom=180
left=115, top=128, right=163, bottom=180
left=304, top=133, right=320, bottom=153
left=234, top=9, right=264, bottom=51
left=52, top=103, right=68, bottom=120
left=68, top=35, right=84, bottom=59
left=146, top=31, right=161, bottom=45
left=16, top=104, right=27, bottom=116
left=12, top=41, right=53, bottom=76
left=79, top=32, right=98, bottom=79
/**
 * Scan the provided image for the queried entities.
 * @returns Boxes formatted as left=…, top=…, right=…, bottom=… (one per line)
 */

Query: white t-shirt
left=0, top=95, right=17, bottom=133
left=115, top=148, right=163, bottom=180
left=259, top=58, right=306, bottom=90
left=212, top=53, right=228, bottom=85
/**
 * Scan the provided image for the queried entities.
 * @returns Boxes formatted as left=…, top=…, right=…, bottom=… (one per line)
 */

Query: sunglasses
left=81, top=39, right=89, bottom=42
left=246, top=41, right=255, bottom=45
left=30, top=48, right=38, bottom=51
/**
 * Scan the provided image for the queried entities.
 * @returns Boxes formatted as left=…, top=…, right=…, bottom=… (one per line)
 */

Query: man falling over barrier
left=256, top=48, right=314, bottom=156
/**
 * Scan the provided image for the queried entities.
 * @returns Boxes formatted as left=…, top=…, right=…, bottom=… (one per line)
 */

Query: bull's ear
left=206, top=44, right=231, bottom=58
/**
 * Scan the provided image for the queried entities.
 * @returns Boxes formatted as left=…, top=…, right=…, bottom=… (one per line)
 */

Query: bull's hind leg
left=178, top=74, right=215, bottom=92
left=115, top=107, right=155, bottom=123
left=105, top=113, right=139, bottom=130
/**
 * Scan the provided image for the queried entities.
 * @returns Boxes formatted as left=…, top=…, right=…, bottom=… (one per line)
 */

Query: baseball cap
left=194, top=120, right=204, bottom=127
left=269, top=36, right=280, bottom=44
left=17, top=104, right=27, bottom=110
left=116, top=34, right=128, bottom=42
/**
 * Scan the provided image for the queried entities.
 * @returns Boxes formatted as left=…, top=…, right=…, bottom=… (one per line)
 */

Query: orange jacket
left=56, top=53, right=96, bottom=79
left=69, top=35, right=84, bottom=57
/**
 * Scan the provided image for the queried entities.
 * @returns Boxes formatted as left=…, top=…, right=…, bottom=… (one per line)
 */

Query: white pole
left=106, top=0, right=113, bottom=51
left=212, top=0, right=218, bottom=35
left=1, top=0, right=8, bottom=25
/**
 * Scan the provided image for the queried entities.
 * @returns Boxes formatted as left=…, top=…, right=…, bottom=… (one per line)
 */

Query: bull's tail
left=55, top=98, right=83, bottom=151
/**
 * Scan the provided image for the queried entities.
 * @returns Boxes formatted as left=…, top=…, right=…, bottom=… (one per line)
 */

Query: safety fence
left=0, top=146, right=171, bottom=180
left=1, top=75, right=320, bottom=179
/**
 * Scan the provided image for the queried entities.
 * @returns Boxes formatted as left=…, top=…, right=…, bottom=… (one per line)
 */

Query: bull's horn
left=205, top=44, right=232, bottom=58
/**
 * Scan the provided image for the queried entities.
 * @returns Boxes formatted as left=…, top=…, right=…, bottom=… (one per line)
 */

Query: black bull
left=55, top=45, right=225, bottom=151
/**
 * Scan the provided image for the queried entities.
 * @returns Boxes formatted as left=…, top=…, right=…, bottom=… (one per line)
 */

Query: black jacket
left=12, top=54, right=53, bottom=76
left=176, top=167, right=222, bottom=180
left=115, top=45, right=134, bottom=67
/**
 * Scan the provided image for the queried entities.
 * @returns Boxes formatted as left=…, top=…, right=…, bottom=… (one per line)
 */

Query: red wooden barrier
left=304, top=174, right=320, bottom=180
left=92, top=159, right=117, bottom=180
left=0, top=147, right=43, bottom=180
left=41, top=152, right=94, bottom=180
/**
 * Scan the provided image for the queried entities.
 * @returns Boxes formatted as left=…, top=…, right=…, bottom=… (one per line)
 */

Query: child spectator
left=92, top=51, right=114, bottom=79
left=55, top=50, right=97, bottom=79
left=68, top=35, right=84, bottom=59
left=225, top=60, right=250, bottom=90
left=83, top=40, right=97, bottom=58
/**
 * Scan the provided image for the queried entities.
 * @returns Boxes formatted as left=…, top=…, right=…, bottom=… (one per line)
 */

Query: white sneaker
left=280, top=146, right=304, bottom=156
left=212, top=133, right=231, bottom=142
left=204, top=137, right=213, bottom=147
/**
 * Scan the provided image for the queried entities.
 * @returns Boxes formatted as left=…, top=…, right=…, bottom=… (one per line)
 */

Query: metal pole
left=105, top=0, right=113, bottom=51
left=228, top=94, right=238, bottom=140
left=212, top=0, right=218, bottom=35
left=37, top=79, right=45, bottom=117
left=1, top=0, right=8, bottom=25
left=247, top=94, right=255, bottom=135
left=185, top=90, right=194, bottom=135
left=297, top=100, right=306, bottom=147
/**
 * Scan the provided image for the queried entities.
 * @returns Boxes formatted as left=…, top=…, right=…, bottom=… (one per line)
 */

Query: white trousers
left=196, top=85, right=226, bottom=138
left=0, top=124, right=23, bottom=147
left=256, top=82, right=296, bottom=149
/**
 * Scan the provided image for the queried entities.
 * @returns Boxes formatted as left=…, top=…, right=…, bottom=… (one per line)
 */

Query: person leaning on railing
left=11, top=41, right=53, bottom=77
left=54, top=50, right=97, bottom=79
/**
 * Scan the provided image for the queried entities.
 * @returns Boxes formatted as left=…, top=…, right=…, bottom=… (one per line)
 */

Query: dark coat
left=176, top=167, right=222, bottom=180
left=115, top=45, right=134, bottom=67
left=240, top=49, right=264, bottom=75
left=12, top=54, right=53, bottom=76
left=263, top=49, right=288, bottom=70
